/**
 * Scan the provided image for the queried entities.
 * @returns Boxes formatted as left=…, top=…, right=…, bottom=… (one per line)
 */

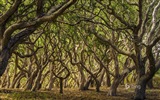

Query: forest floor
left=0, top=86, right=160, bottom=100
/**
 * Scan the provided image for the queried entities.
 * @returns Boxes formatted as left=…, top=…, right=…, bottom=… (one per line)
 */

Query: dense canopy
left=0, top=0, right=160, bottom=100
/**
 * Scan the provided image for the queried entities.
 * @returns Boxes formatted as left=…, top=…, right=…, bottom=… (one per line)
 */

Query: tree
left=1, top=0, right=160, bottom=100
left=87, top=0, right=160, bottom=99
left=0, top=0, right=77, bottom=76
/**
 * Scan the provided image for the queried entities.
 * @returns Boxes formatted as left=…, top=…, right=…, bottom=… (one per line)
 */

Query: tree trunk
left=98, top=69, right=105, bottom=87
left=134, top=80, right=146, bottom=100
left=108, top=78, right=119, bottom=96
left=108, top=48, right=119, bottom=96
left=25, top=71, right=38, bottom=90
left=83, top=76, right=92, bottom=90
left=15, top=74, right=25, bottom=88
left=46, top=76, right=56, bottom=90
left=59, top=78, right=63, bottom=94
left=6, top=73, right=10, bottom=88
left=106, top=72, right=111, bottom=87
left=0, top=67, right=9, bottom=88
left=31, top=70, right=42, bottom=91
left=79, top=66, right=86, bottom=90
left=25, top=77, right=34, bottom=90
left=0, top=75, right=7, bottom=88
left=0, top=49, right=11, bottom=76
left=134, top=70, right=156, bottom=100
left=108, top=67, right=133, bottom=96
left=95, top=80, right=100, bottom=92
left=147, top=79, right=153, bottom=89
left=10, top=72, right=23, bottom=88
left=134, top=64, right=156, bottom=100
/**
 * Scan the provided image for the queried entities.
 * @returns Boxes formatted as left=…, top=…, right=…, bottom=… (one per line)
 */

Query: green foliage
left=1, top=1, right=160, bottom=99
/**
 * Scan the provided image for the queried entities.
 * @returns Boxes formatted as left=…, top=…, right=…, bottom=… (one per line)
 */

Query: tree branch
left=140, top=0, right=156, bottom=41
left=148, top=1, right=160, bottom=42
left=0, top=0, right=22, bottom=25
left=93, top=31, right=132, bottom=57
left=13, top=47, right=42, bottom=58
left=2, top=0, right=77, bottom=50
left=36, top=0, right=44, bottom=16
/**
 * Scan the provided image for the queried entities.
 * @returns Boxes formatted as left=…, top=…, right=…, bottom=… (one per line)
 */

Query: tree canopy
left=1, top=0, right=160, bottom=100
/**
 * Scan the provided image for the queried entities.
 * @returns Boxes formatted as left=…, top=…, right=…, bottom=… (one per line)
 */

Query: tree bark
left=106, top=71, right=111, bottom=87
left=59, top=78, right=63, bottom=94
left=0, top=49, right=11, bottom=76
left=83, top=76, right=92, bottom=90
left=134, top=79, right=147, bottom=100
left=25, top=70, right=38, bottom=90
left=31, top=70, right=42, bottom=91
left=147, top=79, right=153, bottom=89
left=95, top=80, right=101, bottom=92
left=78, top=66, right=86, bottom=90
left=108, top=78, right=120, bottom=96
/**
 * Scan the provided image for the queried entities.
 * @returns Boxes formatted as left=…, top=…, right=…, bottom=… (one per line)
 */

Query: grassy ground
left=0, top=86, right=160, bottom=100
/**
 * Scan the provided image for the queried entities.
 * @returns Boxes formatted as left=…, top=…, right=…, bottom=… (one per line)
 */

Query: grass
left=0, top=86, right=160, bottom=100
